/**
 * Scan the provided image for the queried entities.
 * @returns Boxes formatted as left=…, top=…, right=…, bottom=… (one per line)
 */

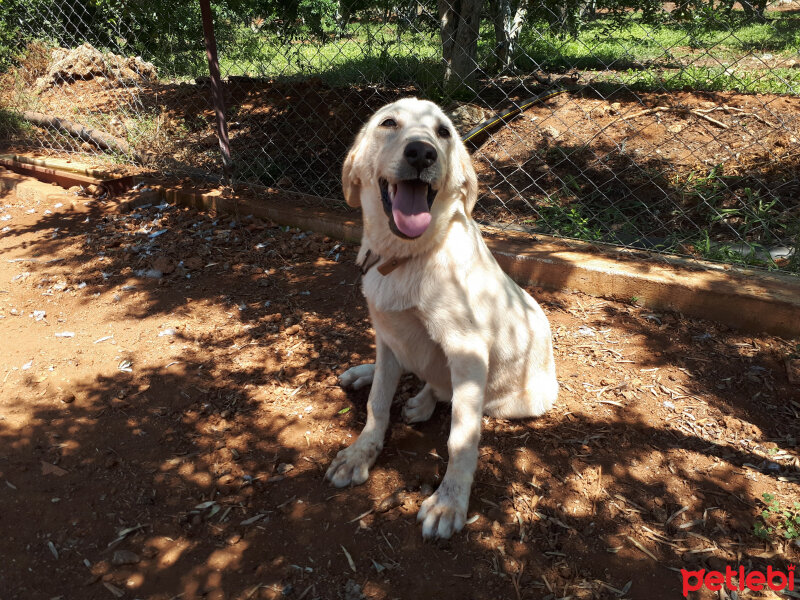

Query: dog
left=325, top=98, right=558, bottom=539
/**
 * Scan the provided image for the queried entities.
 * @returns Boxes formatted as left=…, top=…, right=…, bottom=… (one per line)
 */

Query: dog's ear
left=342, top=134, right=364, bottom=208
left=456, top=142, right=479, bottom=216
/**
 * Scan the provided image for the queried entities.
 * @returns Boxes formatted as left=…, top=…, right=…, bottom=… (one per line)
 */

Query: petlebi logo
left=682, top=564, right=796, bottom=596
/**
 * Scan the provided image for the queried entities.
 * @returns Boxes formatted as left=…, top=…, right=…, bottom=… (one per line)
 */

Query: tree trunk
left=438, top=0, right=484, bottom=92
left=336, top=1, right=352, bottom=35
left=21, top=110, right=144, bottom=163
left=491, top=0, right=526, bottom=72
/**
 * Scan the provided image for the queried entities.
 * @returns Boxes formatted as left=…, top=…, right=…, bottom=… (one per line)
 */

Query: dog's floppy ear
left=455, top=141, right=479, bottom=216
left=342, top=131, right=365, bottom=208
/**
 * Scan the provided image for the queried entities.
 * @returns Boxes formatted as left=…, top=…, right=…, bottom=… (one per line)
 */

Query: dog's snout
left=403, top=141, right=437, bottom=172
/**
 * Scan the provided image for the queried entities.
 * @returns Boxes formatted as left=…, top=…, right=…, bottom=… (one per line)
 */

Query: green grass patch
left=512, top=11, right=800, bottom=95
left=218, top=22, right=442, bottom=89
left=607, top=65, right=800, bottom=95
left=207, top=10, right=800, bottom=96
left=754, top=493, right=800, bottom=541
left=0, top=108, right=32, bottom=138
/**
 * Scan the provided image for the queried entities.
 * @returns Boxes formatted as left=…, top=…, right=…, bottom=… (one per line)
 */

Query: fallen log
left=21, top=111, right=144, bottom=163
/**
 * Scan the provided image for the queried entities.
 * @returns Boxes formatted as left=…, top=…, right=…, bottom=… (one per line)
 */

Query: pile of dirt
left=34, top=42, right=157, bottom=92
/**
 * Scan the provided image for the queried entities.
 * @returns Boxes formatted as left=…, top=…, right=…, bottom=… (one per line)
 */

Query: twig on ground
left=625, top=105, right=730, bottom=129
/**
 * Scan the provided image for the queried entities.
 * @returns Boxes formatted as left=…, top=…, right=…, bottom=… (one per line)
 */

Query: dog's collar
left=357, top=249, right=411, bottom=276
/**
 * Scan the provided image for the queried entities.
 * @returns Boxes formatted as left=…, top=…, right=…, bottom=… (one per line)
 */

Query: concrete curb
left=0, top=169, right=78, bottom=203
left=149, top=183, right=800, bottom=339
left=0, top=153, right=120, bottom=179
left=2, top=164, right=798, bottom=338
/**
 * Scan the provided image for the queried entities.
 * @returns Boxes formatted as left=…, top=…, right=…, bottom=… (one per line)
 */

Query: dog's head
left=343, top=98, right=478, bottom=248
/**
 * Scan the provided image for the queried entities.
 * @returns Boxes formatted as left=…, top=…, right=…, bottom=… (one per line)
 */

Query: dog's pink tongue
left=392, top=181, right=431, bottom=238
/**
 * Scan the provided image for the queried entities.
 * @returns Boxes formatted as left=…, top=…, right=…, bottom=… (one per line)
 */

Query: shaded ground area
left=0, top=172, right=798, bottom=599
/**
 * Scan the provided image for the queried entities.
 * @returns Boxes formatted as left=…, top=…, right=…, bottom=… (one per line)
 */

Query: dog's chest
left=361, top=268, right=421, bottom=312
left=369, top=302, right=449, bottom=387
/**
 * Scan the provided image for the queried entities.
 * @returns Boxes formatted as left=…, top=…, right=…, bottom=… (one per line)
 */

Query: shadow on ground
left=0, top=177, right=798, bottom=600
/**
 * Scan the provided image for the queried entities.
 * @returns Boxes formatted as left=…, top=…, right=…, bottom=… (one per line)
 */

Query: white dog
left=325, top=98, right=558, bottom=539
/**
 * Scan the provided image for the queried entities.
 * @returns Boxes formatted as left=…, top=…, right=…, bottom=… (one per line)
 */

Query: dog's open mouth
left=379, top=178, right=437, bottom=239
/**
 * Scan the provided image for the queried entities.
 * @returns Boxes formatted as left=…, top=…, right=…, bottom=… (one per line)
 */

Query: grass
left=207, top=8, right=800, bottom=96
left=754, top=493, right=800, bottom=541
left=218, top=22, right=442, bottom=90
left=0, top=108, right=32, bottom=139
left=511, top=159, right=798, bottom=273
left=514, top=12, right=800, bottom=95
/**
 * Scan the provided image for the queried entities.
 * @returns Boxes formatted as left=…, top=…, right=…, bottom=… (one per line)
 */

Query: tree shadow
left=1, top=184, right=798, bottom=600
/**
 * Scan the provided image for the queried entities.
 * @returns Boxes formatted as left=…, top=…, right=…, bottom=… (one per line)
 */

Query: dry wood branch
left=21, top=110, right=144, bottom=162
left=696, top=104, right=777, bottom=127
left=625, top=105, right=729, bottom=129
left=691, top=110, right=728, bottom=129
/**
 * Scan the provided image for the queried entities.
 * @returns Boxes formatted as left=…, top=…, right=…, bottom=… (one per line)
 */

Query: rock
left=787, top=358, right=800, bottom=384
left=111, top=550, right=140, bottom=566
left=107, top=116, right=127, bottom=138
left=343, top=579, right=364, bottom=600
left=91, top=560, right=111, bottom=576
left=542, top=125, right=561, bottom=139
left=652, top=507, right=668, bottom=522
left=151, top=256, right=176, bottom=275
left=85, top=184, right=99, bottom=196
left=183, top=256, right=204, bottom=271
left=447, top=104, right=491, bottom=133
left=376, top=490, right=408, bottom=513
left=60, top=392, right=76, bottom=404
left=276, top=463, right=294, bottom=475
left=35, top=43, right=157, bottom=92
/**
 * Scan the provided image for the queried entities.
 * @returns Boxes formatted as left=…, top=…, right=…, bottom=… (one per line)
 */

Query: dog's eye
left=380, top=118, right=397, bottom=128
left=437, top=125, right=451, bottom=138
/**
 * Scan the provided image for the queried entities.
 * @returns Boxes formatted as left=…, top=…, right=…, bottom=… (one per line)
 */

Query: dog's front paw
left=338, top=363, right=375, bottom=390
left=325, top=442, right=380, bottom=487
left=417, top=481, right=469, bottom=539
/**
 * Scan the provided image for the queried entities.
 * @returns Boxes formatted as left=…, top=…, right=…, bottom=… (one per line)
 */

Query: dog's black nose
left=404, top=141, right=437, bottom=172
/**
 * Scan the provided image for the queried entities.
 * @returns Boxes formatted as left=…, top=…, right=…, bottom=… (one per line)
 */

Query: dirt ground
left=0, top=172, right=799, bottom=600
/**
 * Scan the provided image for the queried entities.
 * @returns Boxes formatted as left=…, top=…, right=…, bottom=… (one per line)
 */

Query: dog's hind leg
left=338, top=363, right=375, bottom=390
left=402, top=383, right=443, bottom=424
left=326, top=341, right=401, bottom=487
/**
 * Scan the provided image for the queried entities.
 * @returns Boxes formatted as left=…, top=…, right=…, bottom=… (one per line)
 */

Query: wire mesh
left=1, top=0, right=798, bottom=273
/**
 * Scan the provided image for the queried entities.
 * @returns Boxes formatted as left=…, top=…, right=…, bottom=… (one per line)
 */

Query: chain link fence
left=1, top=0, right=798, bottom=274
